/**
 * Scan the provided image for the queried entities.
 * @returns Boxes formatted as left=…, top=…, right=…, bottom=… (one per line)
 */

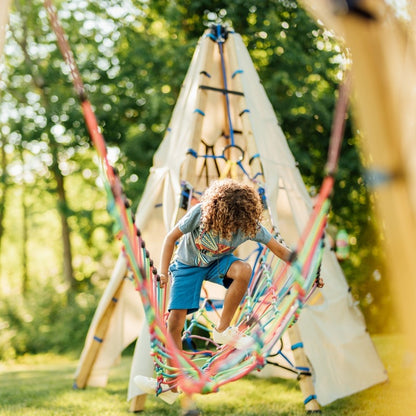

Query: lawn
left=0, top=334, right=415, bottom=416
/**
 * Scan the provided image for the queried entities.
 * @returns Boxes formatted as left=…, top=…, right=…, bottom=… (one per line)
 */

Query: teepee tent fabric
left=77, top=28, right=387, bottom=406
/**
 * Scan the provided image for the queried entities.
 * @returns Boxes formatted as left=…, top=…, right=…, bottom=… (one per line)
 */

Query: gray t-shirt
left=175, top=203, right=272, bottom=267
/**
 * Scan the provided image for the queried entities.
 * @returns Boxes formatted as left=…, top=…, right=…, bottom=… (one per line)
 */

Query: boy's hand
left=316, top=277, right=324, bottom=288
left=159, top=273, right=169, bottom=288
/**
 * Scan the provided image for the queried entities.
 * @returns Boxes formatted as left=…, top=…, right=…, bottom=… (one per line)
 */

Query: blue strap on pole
left=304, top=394, right=317, bottom=405
left=232, top=69, right=243, bottom=78
left=187, top=148, right=198, bottom=158
left=291, top=342, right=304, bottom=350
left=194, top=108, right=205, bottom=116
left=296, top=366, right=310, bottom=372
left=207, top=33, right=217, bottom=41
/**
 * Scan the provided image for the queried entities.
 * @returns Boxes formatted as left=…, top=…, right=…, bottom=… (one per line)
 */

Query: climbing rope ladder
left=45, top=0, right=350, bottom=404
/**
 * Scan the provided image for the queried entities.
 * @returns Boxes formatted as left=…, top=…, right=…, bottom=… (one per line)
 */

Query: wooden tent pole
left=179, top=39, right=213, bottom=189
left=287, top=324, right=321, bottom=413
left=74, top=279, right=125, bottom=389
left=129, top=394, right=147, bottom=413
left=75, top=272, right=149, bottom=410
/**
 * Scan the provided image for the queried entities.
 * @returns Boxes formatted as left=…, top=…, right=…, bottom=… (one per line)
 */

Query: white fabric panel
left=127, top=319, right=154, bottom=400
left=299, top=291, right=389, bottom=405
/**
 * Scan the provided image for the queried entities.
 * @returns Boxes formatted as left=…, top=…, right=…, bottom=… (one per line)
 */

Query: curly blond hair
left=200, top=179, right=264, bottom=240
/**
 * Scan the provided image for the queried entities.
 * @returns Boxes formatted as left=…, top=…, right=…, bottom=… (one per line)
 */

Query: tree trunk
left=19, top=148, right=29, bottom=295
left=12, top=6, right=76, bottom=291
left=21, top=182, right=29, bottom=294
left=53, top=162, right=75, bottom=289
left=0, top=135, right=9, bottom=279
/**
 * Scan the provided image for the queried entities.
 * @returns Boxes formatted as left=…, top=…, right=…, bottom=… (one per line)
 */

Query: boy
left=159, top=179, right=293, bottom=350
left=135, top=179, right=294, bottom=404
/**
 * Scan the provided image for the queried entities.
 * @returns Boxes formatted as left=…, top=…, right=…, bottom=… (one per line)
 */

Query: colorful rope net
left=45, top=2, right=349, bottom=398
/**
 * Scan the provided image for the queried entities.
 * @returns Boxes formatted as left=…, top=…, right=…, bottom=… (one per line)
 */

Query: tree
left=0, top=0, right=391, bottom=332
left=2, top=0, right=115, bottom=291
left=0, top=131, right=10, bottom=278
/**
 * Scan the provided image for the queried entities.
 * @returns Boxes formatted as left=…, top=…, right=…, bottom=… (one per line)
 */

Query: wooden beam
left=74, top=281, right=125, bottom=389
left=129, top=394, right=147, bottom=413
left=288, top=324, right=321, bottom=413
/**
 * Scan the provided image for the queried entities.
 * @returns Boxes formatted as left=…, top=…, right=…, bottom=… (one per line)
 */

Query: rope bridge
left=44, top=0, right=349, bottom=400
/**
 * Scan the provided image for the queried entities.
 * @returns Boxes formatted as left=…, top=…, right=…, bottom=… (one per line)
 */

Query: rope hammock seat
left=44, top=0, right=349, bottom=402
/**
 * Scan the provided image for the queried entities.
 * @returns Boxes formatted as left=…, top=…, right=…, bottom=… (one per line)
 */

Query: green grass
left=0, top=334, right=415, bottom=415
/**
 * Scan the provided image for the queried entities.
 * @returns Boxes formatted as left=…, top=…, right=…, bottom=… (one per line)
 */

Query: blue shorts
left=168, top=255, right=239, bottom=314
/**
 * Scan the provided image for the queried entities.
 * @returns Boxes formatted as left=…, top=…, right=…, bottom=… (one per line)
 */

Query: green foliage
left=0, top=150, right=116, bottom=292
left=0, top=283, right=99, bottom=360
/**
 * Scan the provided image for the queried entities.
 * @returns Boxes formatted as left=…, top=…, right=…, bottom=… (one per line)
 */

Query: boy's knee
left=229, top=261, right=252, bottom=282
left=241, top=262, right=252, bottom=279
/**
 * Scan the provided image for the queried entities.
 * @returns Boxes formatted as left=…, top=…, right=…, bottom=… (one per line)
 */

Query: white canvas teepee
left=75, top=26, right=387, bottom=407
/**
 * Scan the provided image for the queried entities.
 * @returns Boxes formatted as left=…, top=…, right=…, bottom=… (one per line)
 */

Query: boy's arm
left=266, top=237, right=324, bottom=288
left=159, top=225, right=184, bottom=288
left=265, top=237, right=293, bottom=263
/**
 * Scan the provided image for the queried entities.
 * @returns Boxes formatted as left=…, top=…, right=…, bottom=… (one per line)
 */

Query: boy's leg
left=216, top=260, right=251, bottom=332
left=133, top=311, right=186, bottom=403
left=167, top=309, right=188, bottom=349
left=166, top=309, right=188, bottom=393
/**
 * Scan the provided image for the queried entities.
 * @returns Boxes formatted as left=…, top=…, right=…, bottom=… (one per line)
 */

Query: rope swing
left=44, top=0, right=350, bottom=402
